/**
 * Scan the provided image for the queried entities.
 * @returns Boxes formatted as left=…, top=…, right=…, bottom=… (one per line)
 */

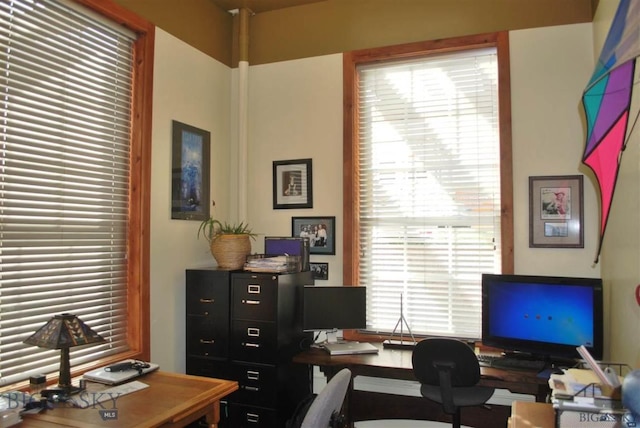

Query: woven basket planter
left=210, top=234, right=252, bottom=269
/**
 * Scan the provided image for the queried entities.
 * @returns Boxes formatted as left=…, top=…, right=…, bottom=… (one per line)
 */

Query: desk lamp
left=24, top=313, right=105, bottom=397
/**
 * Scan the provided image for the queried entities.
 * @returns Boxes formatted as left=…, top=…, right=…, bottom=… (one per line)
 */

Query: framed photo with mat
left=292, top=216, right=335, bottom=255
left=273, top=158, right=313, bottom=209
left=529, top=175, right=584, bottom=248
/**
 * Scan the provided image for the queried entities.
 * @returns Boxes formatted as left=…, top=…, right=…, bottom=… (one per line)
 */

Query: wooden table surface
left=19, top=371, right=238, bottom=428
left=294, top=343, right=550, bottom=398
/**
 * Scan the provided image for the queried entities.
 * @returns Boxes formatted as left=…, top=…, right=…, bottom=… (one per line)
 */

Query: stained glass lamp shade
left=24, top=313, right=105, bottom=395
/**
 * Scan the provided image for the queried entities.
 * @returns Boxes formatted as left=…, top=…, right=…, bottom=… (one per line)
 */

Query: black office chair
left=412, top=338, right=494, bottom=428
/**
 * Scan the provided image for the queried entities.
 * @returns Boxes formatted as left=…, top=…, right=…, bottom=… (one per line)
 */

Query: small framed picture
left=273, top=158, right=313, bottom=209
left=310, top=262, right=329, bottom=280
left=292, top=216, right=336, bottom=255
left=171, top=121, right=210, bottom=221
left=529, top=175, right=584, bottom=248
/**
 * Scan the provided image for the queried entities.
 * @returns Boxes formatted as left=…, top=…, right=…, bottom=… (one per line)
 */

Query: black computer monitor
left=481, top=273, right=603, bottom=361
left=302, top=286, right=367, bottom=332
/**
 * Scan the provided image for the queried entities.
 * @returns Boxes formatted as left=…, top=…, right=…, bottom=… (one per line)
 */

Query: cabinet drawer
left=230, top=320, right=277, bottom=362
left=186, top=357, right=232, bottom=380
left=232, top=275, right=278, bottom=321
left=228, top=403, right=277, bottom=428
left=186, top=294, right=229, bottom=318
left=186, top=315, right=229, bottom=358
left=186, top=270, right=230, bottom=317
left=232, top=363, right=277, bottom=408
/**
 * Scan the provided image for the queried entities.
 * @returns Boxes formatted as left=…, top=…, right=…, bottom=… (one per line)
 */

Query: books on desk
left=321, top=341, right=378, bottom=356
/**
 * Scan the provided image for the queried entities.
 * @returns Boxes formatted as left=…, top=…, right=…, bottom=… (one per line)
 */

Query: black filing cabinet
left=186, top=268, right=313, bottom=428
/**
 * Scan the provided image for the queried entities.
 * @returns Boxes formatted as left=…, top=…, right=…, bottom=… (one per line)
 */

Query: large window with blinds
left=0, top=0, right=153, bottom=386
left=343, top=33, right=513, bottom=342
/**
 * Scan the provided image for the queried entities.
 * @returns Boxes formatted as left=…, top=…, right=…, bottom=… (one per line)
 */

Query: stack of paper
left=244, top=255, right=300, bottom=273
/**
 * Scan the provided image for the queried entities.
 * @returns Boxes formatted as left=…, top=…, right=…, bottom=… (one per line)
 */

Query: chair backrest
left=412, top=338, right=481, bottom=387
left=301, top=368, right=352, bottom=428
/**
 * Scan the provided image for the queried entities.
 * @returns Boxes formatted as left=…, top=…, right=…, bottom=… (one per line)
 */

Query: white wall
left=245, top=54, right=345, bottom=280
left=149, top=29, right=232, bottom=372
left=510, top=23, right=600, bottom=277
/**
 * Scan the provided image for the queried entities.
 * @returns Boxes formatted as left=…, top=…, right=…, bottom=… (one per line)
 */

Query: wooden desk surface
left=509, top=401, right=554, bottom=428
left=20, top=371, right=238, bottom=428
left=293, top=342, right=550, bottom=399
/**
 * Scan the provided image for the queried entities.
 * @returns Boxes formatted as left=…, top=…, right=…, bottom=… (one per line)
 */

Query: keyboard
left=477, top=353, right=546, bottom=371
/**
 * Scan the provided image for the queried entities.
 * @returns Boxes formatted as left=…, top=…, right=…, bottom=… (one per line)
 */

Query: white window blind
left=0, top=0, right=135, bottom=385
left=357, top=48, right=501, bottom=339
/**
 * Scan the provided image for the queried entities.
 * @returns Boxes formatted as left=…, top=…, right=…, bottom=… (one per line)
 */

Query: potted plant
left=198, top=218, right=257, bottom=269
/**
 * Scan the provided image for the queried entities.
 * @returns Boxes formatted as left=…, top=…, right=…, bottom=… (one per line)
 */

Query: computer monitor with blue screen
left=481, top=273, right=603, bottom=361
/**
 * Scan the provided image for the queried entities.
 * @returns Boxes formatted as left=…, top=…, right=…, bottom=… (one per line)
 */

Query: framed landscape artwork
left=171, top=121, right=210, bottom=221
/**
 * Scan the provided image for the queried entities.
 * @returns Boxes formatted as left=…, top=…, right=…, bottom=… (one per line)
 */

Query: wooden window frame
left=342, top=32, right=514, bottom=343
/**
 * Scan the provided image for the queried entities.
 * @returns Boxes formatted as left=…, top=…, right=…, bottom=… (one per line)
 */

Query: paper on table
left=567, top=368, right=601, bottom=385
left=550, top=370, right=603, bottom=397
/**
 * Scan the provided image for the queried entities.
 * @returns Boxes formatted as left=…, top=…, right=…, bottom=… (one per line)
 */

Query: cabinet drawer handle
left=246, top=413, right=259, bottom=424
left=243, top=342, right=260, bottom=348
left=248, top=284, right=261, bottom=294
left=247, top=370, right=260, bottom=381
left=243, top=386, right=260, bottom=392
left=199, top=339, right=215, bottom=344
left=247, top=327, right=260, bottom=337
left=242, top=299, right=260, bottom=305
left=199, top=298, right=214, bottom=303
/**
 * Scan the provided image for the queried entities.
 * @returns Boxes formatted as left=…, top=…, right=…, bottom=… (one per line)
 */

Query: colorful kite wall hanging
left=582, top=0, right=640, bottom=263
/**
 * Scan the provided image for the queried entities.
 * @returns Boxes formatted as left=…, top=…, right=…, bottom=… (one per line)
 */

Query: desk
left=508, top=401, right=554, bottom=428
left=293, top=343, right=550, bottom=427
left=20, top=371, right=238, bottom=428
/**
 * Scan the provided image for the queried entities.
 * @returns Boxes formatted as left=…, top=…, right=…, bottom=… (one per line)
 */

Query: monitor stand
left=325, top=329, right=339, bottom=343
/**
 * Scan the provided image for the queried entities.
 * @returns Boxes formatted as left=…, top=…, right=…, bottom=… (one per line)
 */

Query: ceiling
left=210, top=0, right=326, bottom=14
left=209, top=0, right=600, bottom=17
